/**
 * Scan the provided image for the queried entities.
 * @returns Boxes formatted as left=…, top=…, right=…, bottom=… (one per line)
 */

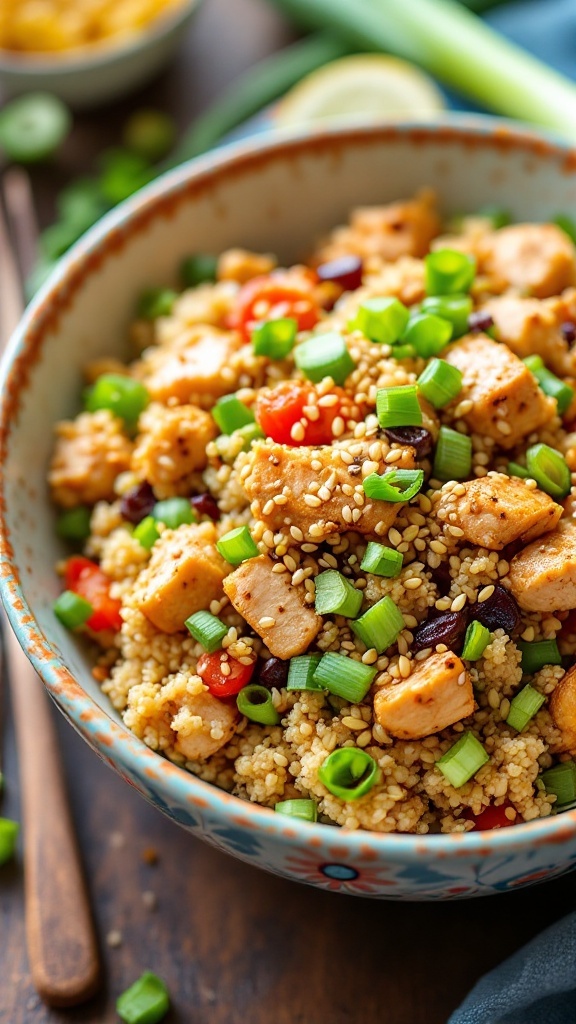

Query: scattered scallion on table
left=116, top=971, right=170, bottom=1024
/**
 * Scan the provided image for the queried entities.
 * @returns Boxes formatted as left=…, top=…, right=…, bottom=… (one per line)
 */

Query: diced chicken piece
left=223, top=554, right=322, bottom=659
left=480, top=224, right=576, bottom=299
left=445, top=335, right=556, bottom=449
left=136, top=522, right=229, bottom=633
left=507, top=521, right=576, bottom=612
left=131, top=402, right=217, bottom=498
left=49, top=409, right=132, bottom=508
left=314, top=190, right=440, bottom=265
left=550, top=664, right=576, bottom=754
left=217, top=248, right=277, bottom=284
left=172, top=689, right=239, bottom=761
left=435, top=474, right=562, bottom=551
left=170, top=281, right=238, bottom=329
left=135, top=325, right=243, bottom=406
left=373, top=651, right=475, bottom=740
left=482, top=294, right=576, bottom=378
left=242, top=440, right=415, bottom=543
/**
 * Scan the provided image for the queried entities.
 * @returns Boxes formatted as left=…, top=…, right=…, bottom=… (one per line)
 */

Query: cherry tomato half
left=65, top=556, right=123, bottom=633
left=256, top=381, right=353, bottom=447
left=465, top=801, right=518, bottom=831
left=228, top=270, right=321, bottom=342
left=197, top=651, right=255, bottom=698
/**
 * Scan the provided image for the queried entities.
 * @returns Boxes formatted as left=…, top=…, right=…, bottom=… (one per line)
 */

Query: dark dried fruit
left=120, top=481, right=155, bottom=524
left=468, top=310, right=494, bottom=334
left=429, top=559, right=452, bottom=596
left=561, top=321, right=576, bottom=344
left=316, top=254, right=363, bottom=292
left=258, top=657, right=289, bottom=689
left=412, top=610, right=469, bottom=654
left=383, top=426, right=433, bottom=459
left=471, top=584, right=520, bottom=635
left=191, top=492, right=220, bottom=521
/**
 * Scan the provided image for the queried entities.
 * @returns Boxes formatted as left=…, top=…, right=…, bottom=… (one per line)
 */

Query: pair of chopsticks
left=0, top=168, right=101, bottom=1007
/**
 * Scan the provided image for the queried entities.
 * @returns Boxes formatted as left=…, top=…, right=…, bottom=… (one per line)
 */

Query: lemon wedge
left=274, top=54, right=446, bottom=129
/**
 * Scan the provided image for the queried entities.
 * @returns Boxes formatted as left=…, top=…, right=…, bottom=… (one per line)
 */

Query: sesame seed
left=342, top=505, right=353, bottom=523
left=430, top=539, right=447, bottom=554
left=283, top=555, right=297, bottom=572
left=352, top=507, right=362, bottom=522
left=398, top=655, right=412, bottom=678
left=273, top=494, right=288, bottom=505
left=500, top=698, right=511, bottom=719
left=302, top=543, right=318, bottom=552
left=362, top=649, right=378, bottom=664
left=290, top=525, right=304, bottom=542
left=332, top=416, right=345, bottom=437
left=385, top=449, right=403, bottom=464
left=220, top=661, right=231, bottom=677
left=318, top=485, right=332, bottom=501
left=258, top=616, right=276, bottom=628
left=262, top=499, right=275, bottom=516
left=496, top=420, right=512, bottom=435
left=457, top=671, right=467, bottom=686
left=339, top=450, right=353, bottom=464
left=290, top=421, right=306, bottom=442
left=361, top=460, right=379, bottom=477
left=342, top=716, right=367, bottom=731
left=448, top=525, right=465, bottom=537
left=311, top=459, right=323, bottom=471
left=388, top=528, right=402, bottom=547
left=521, top=626, right=535, bottom=642
left=478, top=585, right=495, bottom=603
left=403, top=524, right=419, bottom=543
left=318, top=393, right=339, bottom=407
left=272, top=562, right=287, bottom=573
left=451, top=594, right=467, bottom=612
left=304, top=494, right=322, bottom=508
left=404, top=577, right=423, bottom=590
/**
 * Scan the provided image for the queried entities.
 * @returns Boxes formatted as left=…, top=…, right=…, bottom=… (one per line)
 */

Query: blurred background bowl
left=0, top=0, right=202, bottom=109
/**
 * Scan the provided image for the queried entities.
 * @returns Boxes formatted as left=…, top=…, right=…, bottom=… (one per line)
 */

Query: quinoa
left=48, top=193, right=576, bottom=833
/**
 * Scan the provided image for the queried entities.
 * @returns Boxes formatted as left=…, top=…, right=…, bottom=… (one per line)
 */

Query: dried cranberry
left=191, top=492, right=220, bottom=521
left=316, top=255, right=363, bottom=292
left=468, top=310, right=495, bottom=334
left=258, top=657, right=289, bottom=689
left=383, top=426, right=433, bottom=459
left=412, top=610, right=469, bottom=654
left=470, top=584, right=520, bottom=635
left=429, top=559, right=452, bottom=596
left=561, top=321, right=576, bottom=344
left=120, top=481, right=156, bottom=524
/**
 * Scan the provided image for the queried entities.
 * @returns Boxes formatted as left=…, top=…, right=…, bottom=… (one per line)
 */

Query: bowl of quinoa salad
left=4, top=121, right=576, bottom=899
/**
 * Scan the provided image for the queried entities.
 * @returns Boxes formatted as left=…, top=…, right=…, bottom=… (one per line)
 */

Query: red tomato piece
left=229, top=271, right=321, bottom=342
left=465, top=801, right=518, bottom=831
left=255, top=381, right=352, bottom=447
left=64, top=556, right=123, bottom=633
left=197, top=651, right=255, bottom=698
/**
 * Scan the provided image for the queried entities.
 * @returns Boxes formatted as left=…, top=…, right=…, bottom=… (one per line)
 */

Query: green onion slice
left=525, top=443, right=571, bottom=500
left=363, top=468, right=424, bottom=504
left=425, top=249, right=476, bottom=296
left=216, top=525, right=259, bottom=565
left=401, top=312, right=452, bottom=358
left=314, top=570, right=363, bottom=618
left=417, top=358, right=462, bottom=409
left=253, top=317, right=297, bottom=359
left=479, top=206, right=511, bottom=230
left=318, top=748, right=380, bottom=801
left=287, top=654, right=323, bottom=691
left=152, top=498, right=196, bottom=530
left=507, top=461, right=529, bottom=479
left=433, top=426, right=472, bottom=481
left=212, top=394, right=255, bottom=434
left=56, top=506, right=92, bottom=543
left=313, top=651, right=377, bottom=703
left=349, top=296, right=409, bottom=344
left=180, top=253, right=218, bottom=288
left=350, top=596, right=404, bottom=655
left=506, top=684, right=546, bottom=733
left=360, top=541, right=403, bottom=578
left=376, top=384, right=422, bottom=428
left=390, top=342, right=417, bottom=361
left=237, top=684, right=280, bottom=725
left=294, top=331, right=356, bottom=385
left=540, top=761, right=576, bottom=808
left=517, top=638, right=562, bottom=675
left=274, top=799, right=318, bottom=822
left=133, top=516, right=160, bottom=551
left=85, top=373, right=150, bottom=428
left=523, top=355, right=574, bottom=416
left=53, top=590, right=93, bottom=630
left=421, top=294, right=473, bottom=340
left=461, top=620, right=490, bottom=661
left=137, top=287, right=177, bottom=321
left=554, top=216, right=576, bottom=245
left=185, top=611, right=228, bottom=653
left=0, top=818, right=19, bottom=866
left=0, top=92, right=71, bottom=163
left=116, top=970, right=170, bottom=1024
left=435, top=731, right=489, bottom=788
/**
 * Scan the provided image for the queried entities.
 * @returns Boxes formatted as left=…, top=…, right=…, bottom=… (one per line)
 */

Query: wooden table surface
left=1, top=1, right=576, bottom=1021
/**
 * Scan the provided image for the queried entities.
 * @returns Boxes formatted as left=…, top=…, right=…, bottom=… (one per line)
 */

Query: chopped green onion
left=152, top=498, right=196, bottom=530
left=350, top=596, right=404, bottom=655
left=401, top=312, right=453, bottom=358
left=506, top=683, right=546, bottom=732
left=252, top=317, right=297, bottom=359
left=314, top=570, right=363, bottom=618
left=313, top=651, right=377, bottom=702
left=294, top=331, right=355, bottom=385
left=554, top=216, right=576, bottom=245
left=287, top=654, right=323, bottom=691
left=180, top=253, right=218, bottom=288
left=217, top=525, right=259, bottom=565
left=234, top=422, right=265, bottom=450
left=318, top=748, right=380, bottom=801
left=133, top=516, right=160, bottom=550
left=433, top=426, right=472, bottom=481
left=348, top=296, right=409, bottom=344
left=517, top=638, right=562, bottom=675
left=376, top=384, right=422, bottom=428
left=421, top=294, right=473, bottom=339
left=425, top=249, right=476, bottom=296
left=523, top=355, right=574, bottom=416
left=390, top=342, right=417, bottom=360
left=56, top=506, right=91, bottom=542
left=0, top=818, right=19, bottom=866
left=508, top=461, right=529, bottom=479
left=417, top=358, right=462, bottom=408
left=461, top=620, right=490, bottom=661
left=136, top=287, right=177, bottom=320
left=435, top=731, right=489, bottom=788
left=212, top=394, right=255, bottom=434
left=525, top=443, right=571, bottom=500
left=363, top=468, right=424, bottom=503
left=360, top=541, right=403, bottom=578
left=85, top=374, right=149, bottom=427
left=0, top=92, right=71, bottom=163
left=275, top=798, right=318, bottom=821
left=540, top=761, right=576, bottom=807
left=185, top=611, right=228, bottom=652
left=237, top=684, right=280, bottom=725
left=53, top=590, right=93, bottom=630
left=478, top=206, right=511, bottom=230
left=116, top=971, right=170, bottom=1024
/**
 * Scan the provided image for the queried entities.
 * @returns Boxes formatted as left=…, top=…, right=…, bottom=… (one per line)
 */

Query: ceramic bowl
left=0, top=0, right=201, bottom=109
left=3, top=119, right=576, bottom=901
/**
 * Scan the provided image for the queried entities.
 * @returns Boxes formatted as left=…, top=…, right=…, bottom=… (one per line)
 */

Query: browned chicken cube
left=445, top=335, right=556, bottom=448
left=49, top=409, right=132, bottom=508
left=482, top=294, right=576, bottom=378
left=136, top=522, right=229, bottom=633
left=131, top=402, right=217, bottom=498
left=507, top=521, right=576, bottom=611
left=481, top=224, right=576, bottom=299
left=373, top=651, right=475, bottom=740
left=216, top=248, right=276, bottom=284
left=435, top=474, right=562, bottom=551
left=173, top=690, right=240, bottom=761
left=550, top=665, right=576, bottom=754
left=135, top=325, right=243, bottom=406
left=223, top=554, right=322, bottom=659
left=242, top=441, right=416, bottom=543
left=314, top=190, right=441, bottom=264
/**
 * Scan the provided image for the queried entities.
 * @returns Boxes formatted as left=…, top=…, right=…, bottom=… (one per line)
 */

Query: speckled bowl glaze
left=3, top=119, right=576, bottom=900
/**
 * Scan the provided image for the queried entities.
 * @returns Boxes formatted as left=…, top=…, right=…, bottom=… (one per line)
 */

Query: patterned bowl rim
left=2, top=115, right=576, bottom=858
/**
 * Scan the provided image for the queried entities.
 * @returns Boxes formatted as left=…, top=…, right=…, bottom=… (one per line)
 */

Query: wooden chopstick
left=0, top=173, right=102, bottom=1008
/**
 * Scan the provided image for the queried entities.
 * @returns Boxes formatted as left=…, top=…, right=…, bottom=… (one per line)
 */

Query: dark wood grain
left=1, top=1, right=576, bottom=1021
